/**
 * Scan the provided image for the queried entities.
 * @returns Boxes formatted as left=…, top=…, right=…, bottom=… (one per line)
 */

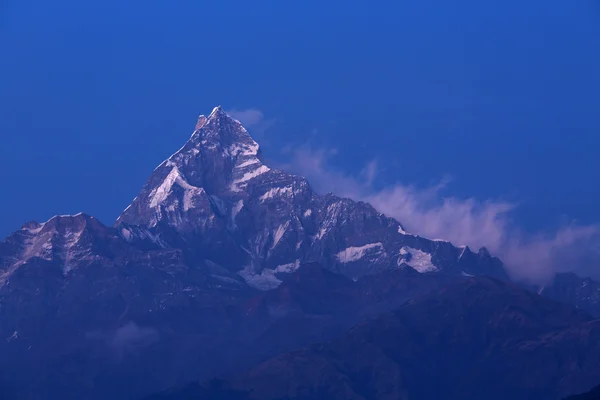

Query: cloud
left=280, top=144, right=600, bottom=284
left=227, top=108, right=275, bottom=135
left=110, top=322, right=158, bottom=354
left=87, top=322, right=159, bottom=361
left=502, top=225, right=600, bottom=283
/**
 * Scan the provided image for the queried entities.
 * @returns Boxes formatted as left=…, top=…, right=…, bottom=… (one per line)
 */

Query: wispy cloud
left=87, top=322, right=159, bottom=362
left=227, top=108, right=275, bottom=136
left=280, top=144, right=600, bottom=283
left=109, top=322, right=158, bottom=357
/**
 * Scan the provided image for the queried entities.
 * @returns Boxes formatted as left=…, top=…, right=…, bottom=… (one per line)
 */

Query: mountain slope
left=542, top=272, right=600, bottom=317
left=0, top=214, right=259, bottom=399
left=154, top=277, right=600, bottom=400
left=0, top=213, right=460, bottom=399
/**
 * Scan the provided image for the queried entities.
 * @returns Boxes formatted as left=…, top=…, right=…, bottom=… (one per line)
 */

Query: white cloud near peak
left=227, top=108, right=274, bottom=135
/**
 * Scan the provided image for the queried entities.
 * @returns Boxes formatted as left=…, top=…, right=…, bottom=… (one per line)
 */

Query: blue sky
left=1, top=1, right=599, bottom=279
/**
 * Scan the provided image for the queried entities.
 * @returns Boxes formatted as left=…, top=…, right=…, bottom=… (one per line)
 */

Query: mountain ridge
left=2, top=107, right=598, bottom=306
left=112, top=107, right=511, bottom=286
left=1, top=106, right=599, bottom=399
left=147, top=276, right=600, bottom=400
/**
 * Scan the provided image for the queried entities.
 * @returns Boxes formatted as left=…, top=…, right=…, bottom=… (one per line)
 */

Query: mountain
left=112, top=106, right=600, bottom=317
left=152, top=277, right=600, bottom=400
left=0, top=214, right=259, bottom=399
left=1, top=106, right=599, bottom=399
left=565, top=384, right=600, bottom=400
left=0, top=224, right=457, bottom=399
left=542, top=272, right=600, bottom=317
left=114, top=106, right=508, bottom=285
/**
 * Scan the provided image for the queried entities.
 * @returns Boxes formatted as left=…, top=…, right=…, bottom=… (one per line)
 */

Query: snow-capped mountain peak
left=109, top=107, right=514, bottom=289
left=190, top=105, right=258, bottom=149
left=208, top=104, right=226, bottom=118
left=116, top=107, right=272, bottom=228
left=0, top=213, right=122, bottom=284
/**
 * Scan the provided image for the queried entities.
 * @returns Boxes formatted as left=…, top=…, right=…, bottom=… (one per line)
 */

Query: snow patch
left=275, top=260, right=301, bottom=274
left=227, top=141, right=259, bottom=158
left=398, top=247, right=438, bottom=273
left=272, top=222, right=290, bottom=249
left=313, top=200, right=346, bottom=241
left=126, top=227, right=168, bottom=248
left=314, top=226, right=329, bottom=241
left=231, top=200, right=244, bottom=220
left=183, top=187, right=204, bottom=212
left=61, top=229, right=86, bottom=274
left=121, top=228, right=132, bottom=242
left=260, top=186, right=293, bottom=201
left=336, top=243, right=384, bottom=263
left=208, top=106, right=221, bottom=116
left=236, top=159, right=260, bottom=169
left=239, top=267, right=282, bottom=291
left=24, top=223, right=46, bottom=235
left=239, top=260, right=301, bottom=291
left=148, top=166, right=204, bottom=211
left=231, top=165, right=270, bottom=192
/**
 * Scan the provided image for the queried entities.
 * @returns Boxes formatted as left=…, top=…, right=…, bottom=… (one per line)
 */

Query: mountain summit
left=116, top=106, right=268, bottom=227
left=114, top=107, right=507, bottom=288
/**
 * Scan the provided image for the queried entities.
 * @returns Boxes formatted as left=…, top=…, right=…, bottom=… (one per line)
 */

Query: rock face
left=1, top=106, right=599, bottom=399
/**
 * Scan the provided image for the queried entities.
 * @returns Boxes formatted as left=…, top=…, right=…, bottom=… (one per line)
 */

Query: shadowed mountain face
left=150, top=277, right=600, bottom=400
left=541, top=272, right=600, bottom=318
left=0, top=253, right=457, bottom=399
left=1, top=107, right=600, bottom=399
left=565, top=384, right=600, bottom=400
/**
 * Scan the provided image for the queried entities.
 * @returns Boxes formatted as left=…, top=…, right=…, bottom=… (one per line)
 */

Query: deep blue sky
left=1, top=0, right=599, bottom=239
